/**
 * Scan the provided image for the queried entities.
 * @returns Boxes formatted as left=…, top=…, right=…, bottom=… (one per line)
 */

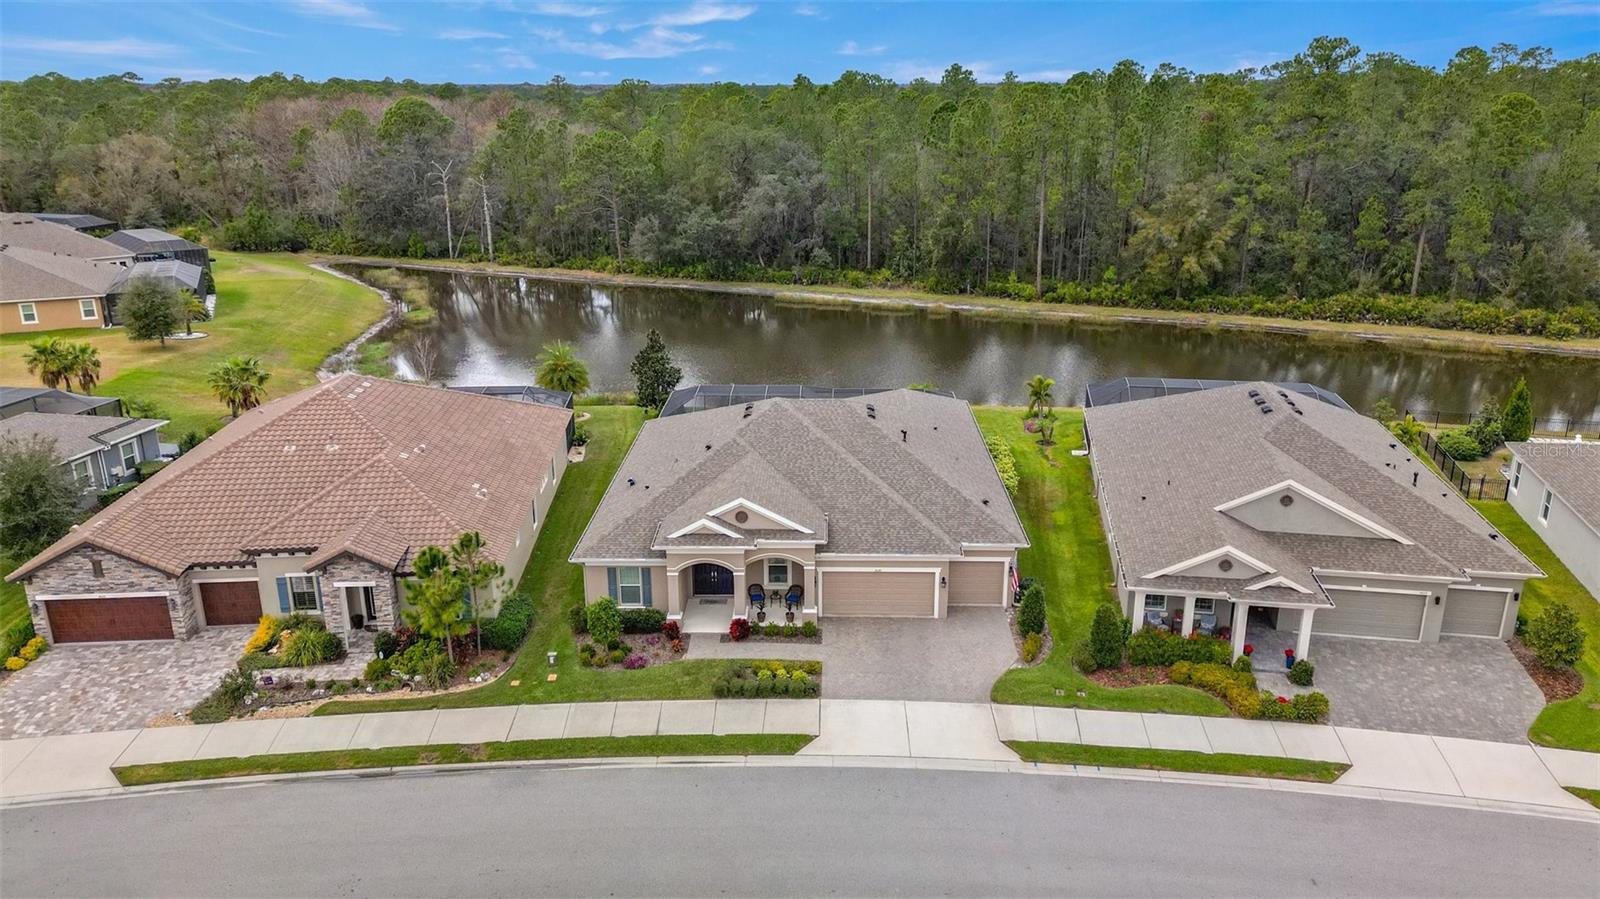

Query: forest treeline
left=3, top=37, right=1599, bottom=337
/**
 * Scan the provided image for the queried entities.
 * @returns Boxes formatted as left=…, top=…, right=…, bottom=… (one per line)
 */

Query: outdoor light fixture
left=940, top=576, right=947, bottom=588
left=29, top=602, right=39, bottom=615
left=1434, top=596, right=1441, bottom=605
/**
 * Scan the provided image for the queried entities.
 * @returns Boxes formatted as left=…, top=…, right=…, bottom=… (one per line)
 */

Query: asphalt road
left=2, top=766, right=1595, bottom=897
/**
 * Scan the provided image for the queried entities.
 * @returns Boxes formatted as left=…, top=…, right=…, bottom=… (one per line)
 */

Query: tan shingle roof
left=0, top=412, right=166, bottom=461
left=0, top=245, right=125, bottom=303
left=9, top=375, right=571, bottom=580
left=0, top=214, right=133, bottom=261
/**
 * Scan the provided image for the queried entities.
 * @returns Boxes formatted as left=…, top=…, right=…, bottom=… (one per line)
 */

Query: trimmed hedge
left=1127, top=628, right=1232, bottom=666
left=620, top=607, right=667, bottom=634
left=481, top=591, right=535, bottom=651
left=1170, top=660, right=1330, bottom=722
left=713, top=660, right=822, bottom=698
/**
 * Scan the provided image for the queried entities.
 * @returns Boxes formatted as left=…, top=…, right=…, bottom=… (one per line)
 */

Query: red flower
left=1277, top=695, right=1290, bottom=704
left=1285, top=648, right=1295, bottom=657
left=1243, top=643, right=1254, bottom=655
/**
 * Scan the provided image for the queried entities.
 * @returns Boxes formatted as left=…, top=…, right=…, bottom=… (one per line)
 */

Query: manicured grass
left=0, top=558, right=27, bottom=636
left=1006, top=740, right=1350, bottom=782
left=0, top=252, right=386, bottom=436
left=315, top=405, right=766, bottom=715
left=979, top=408, right=1229, bottom=715
left=1473, top=500, right=1600, bottom=752
left=1567, top=787, right=1600, bottom=810
left=113, top=733, right=813, bottom=786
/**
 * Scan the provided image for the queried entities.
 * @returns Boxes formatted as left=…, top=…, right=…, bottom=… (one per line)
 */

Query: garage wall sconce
left=168, top=597, right=178, bottom=611
left=29, top=602, right=39, bottom=616
left=1433, top=596, right=1441, bottom=605
left=939, top=576, right=947, bottom=588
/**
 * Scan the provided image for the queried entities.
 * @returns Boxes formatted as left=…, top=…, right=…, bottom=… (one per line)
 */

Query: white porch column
left=1296, top=607, right=1314, bottom=660
left=1180, top=595, right=1197, bottom=637
left=1230, top=601, right=1249, bottom=660
left=732, top=567, right=748, bottom=619
left=1130, top=591, right=1146, bottom=632
left=665, top=570, right=683, bottom=619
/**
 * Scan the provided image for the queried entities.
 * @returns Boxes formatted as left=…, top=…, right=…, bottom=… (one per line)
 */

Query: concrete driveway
left=0, top=627, right=251, bottom=739
left=685, top=607, right=1018, bottom=702
left=1255, top=634, right=1545, bottom=744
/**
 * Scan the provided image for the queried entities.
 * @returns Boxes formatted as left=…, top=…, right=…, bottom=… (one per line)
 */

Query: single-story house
left=0, top=411, right=166, bottom=499
left=0, top=386, right=122, bottom=419
left=33, top=213, right=118, bottom=233
left=105, top=228, right=211, bottom=271
left=571, top=388, right=1028, bottom=632
left=449, top=385, right=576, bottom=447
left=0, top=214, right=134, bottom=263
left=1507, top=440, right=1600, bottom=600
left=0, top=244, right=126, bottom=332
left=7, top=375, right=572, bottom=645
left=1084, top=381, right=1542, bottom=661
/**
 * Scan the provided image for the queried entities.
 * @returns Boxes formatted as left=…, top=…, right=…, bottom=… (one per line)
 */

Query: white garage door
left=1318, top=589, right=1427, bottom=640
left=1441, top=588, right=1509, bottom=637
left=948, top=560, right=1007, bottom=607
left=821, top=569, right=937, bottom=617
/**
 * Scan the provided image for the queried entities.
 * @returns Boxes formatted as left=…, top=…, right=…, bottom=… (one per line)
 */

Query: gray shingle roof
left=572, top=389, right=1027, bottom=561
left=1508, top=441, right=1600, bottom=534
left=0, top=412, right=165, bottom=462
left=1085, top=382, right=1539, bottom=608
left=0, top=245, right=125, bottom=303
left=0, top=214, right=133, bottom=260
left=0, top=387, right=120, bottom=418
left=105, top=228, right=203, bottom=254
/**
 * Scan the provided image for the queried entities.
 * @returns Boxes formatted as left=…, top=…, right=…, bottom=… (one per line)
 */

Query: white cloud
left=190, top=10, right=285, bottom=37
left=1017, top=68, right=1078, bottom=81
left=651, top=2, right=754, bottom=26
left=879, top=59, right=1000, bottom=83
left=533, top=2, right=608, bottom=16
left=290, top=0, right=399, bottom=32
left=534, top=24, right=721, bottom=59
left=440, top=28, right=509, bottom=40
left=2, top=36, right=178, bottom=58
left=837, top=40, right=886, bottom=56
left=1527, top=0, right=1600, bottom=13
left=793, top=2, right=822, bottom=15
left=578, top=70, right=610, bottom=79
left=698, top=64, right=721, bottom=75
left=495, top=47, right=538, bottom=69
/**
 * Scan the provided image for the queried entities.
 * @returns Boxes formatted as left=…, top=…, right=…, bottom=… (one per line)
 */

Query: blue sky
left=1, top=1, right=1595, bottom=84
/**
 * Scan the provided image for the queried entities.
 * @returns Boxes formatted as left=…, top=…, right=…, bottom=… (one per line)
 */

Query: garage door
left=1318, top=589, right=1426, bottom=640
left=46, top=596, right=172, bottom=643
left=1442, top=589, right=1509, bottom=637
left=821, top=570, right=936, bottom=617
left=199, top=581, right=261, bottom=625
left=948, top=561, right=1006, bottom=606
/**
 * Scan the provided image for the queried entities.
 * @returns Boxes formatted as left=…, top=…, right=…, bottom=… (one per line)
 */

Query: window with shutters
left=288, top=575, right=320, bottom=611
left=616, top=567, right=644, bottom=607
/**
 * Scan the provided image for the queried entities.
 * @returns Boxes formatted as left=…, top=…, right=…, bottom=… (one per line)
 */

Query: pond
left=341, top=264, right=1600, bottom=426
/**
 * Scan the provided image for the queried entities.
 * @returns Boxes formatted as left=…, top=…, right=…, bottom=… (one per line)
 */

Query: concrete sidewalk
left=2, top=699, right=1595, bottom=815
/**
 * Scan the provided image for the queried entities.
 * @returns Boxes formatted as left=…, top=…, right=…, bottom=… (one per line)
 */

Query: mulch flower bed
left=1086, top=664, right=1172, bottom=687
left=580, top=632, right=686, bottom=668
left=1008, top=608, right=1051, bottom=666
left=1509, top=637, right=1583, bottom=702
left=249, top=645, right=511, bottom=709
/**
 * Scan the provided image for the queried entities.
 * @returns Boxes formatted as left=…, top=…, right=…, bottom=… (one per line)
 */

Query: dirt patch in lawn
left=1087, top=664, right=1172, bottom=688
left=1510, top=637, right=1584, bottom=702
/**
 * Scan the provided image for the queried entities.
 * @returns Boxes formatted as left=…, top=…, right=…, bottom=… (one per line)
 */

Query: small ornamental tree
left=0, top=436, right=80, bottom=558
left=1089, top=603, right=1127, bottom=669
left=1525, top=605, right=1584, bottom=669
left=629, top=328, right=682, bottom=411
left=401, top=559, right=469, bottom=663
left=120, top=276, right=183, bottom=346
left=1017, top=582, right=1047, bottom=636
left=450, top=531, right=505, bottom=654
left=1501, top=377, right=1534, bottom=442
left=586, top=597, right=622, bottom=646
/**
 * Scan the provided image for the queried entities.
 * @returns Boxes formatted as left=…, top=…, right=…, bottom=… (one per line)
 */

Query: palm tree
left=207, top=355, right=271, bottom=418
left=63, top=342, right=101, bottom=394
left=1025, top=375, right=1055, bottom=420
left=180, top=293, right=210, bottom=336
left=535, top=341, right=591, bottom=395
left=23, top=337, right=71, bottom=390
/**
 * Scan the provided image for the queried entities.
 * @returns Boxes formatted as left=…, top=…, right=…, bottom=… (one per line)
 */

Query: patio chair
left=747, top=583, right=767, bottom=609
left=1144, top=609, right=1167, bottom=630
left=1194, top=613, right=1217, bottom=636
left=784, top=585, right=803, bottom=611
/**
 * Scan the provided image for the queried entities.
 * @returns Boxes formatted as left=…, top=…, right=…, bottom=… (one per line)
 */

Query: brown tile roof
left=8, top=375, right=571, bottom=580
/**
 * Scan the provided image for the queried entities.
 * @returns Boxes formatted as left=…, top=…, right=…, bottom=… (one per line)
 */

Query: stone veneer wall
left=23, top=546, right=197, bottom=644
left=313, top=554, right=399, bottom=641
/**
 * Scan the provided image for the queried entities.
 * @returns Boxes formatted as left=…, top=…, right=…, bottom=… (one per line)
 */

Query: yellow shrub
left=19, top=636, right=46, bottom=662
left=4, top=656, right=26, bottom=671
left=242, top=616, right=282, bottom=656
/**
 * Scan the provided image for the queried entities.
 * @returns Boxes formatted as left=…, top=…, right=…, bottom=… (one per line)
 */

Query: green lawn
left=0, top=252, right=386, bottom=436
left=0, top=558, right=26, bottom=636
left=1473, top=500, right=1600, bottom=751
left=1567, top=787, right=1600, bottom=810
left=1006, top=741, right=1349, bottom=782
left=113, top=733, right=812, bottom=786
left=979, top=408, right=1229, bottom=715
left=315, top=405, right=767, bottom=715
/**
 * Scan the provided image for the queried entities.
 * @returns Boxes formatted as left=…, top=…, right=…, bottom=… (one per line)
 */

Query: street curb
left=7, top=754, right=1598, bottom=823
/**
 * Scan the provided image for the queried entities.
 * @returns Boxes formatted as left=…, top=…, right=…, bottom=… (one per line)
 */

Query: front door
left=692, top=564, right=733, bottom=596
left=347, top=586, right=377, bottom=628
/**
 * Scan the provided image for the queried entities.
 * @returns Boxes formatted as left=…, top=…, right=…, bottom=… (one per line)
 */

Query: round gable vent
left=735, top=510, right=749, bottom=524
left=1279, top=494, right=1295, bottom=507
left=1218, top=559, right=1234, bottom=572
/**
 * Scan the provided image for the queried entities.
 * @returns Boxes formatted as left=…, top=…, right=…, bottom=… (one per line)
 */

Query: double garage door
left=46, top=596, right=172, bottom=643
left=821, top=570, right=937, bottom=617
left=1317, top=589, right=1426, bottom=641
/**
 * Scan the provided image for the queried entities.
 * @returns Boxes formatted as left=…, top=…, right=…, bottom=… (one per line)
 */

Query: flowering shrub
left=623, top=655, right=648, bottom=670
left=4, top=656, right=26, bottom=671
left=662, top=620, right=681, bottom=640
left=644, top=634, right=662, bottom=646
left=242, top=616, right=283, bottom=655
left=670, top=638, right=685, bottom=653
left=18, top=636, right=47, bottom=662
left=1127, top=628, right=1231, bottom=666
left=728, top=617, right=751, bottom=641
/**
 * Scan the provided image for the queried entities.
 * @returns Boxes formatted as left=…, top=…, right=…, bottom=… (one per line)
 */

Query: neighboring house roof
left=0, top=387, right=120, bottom=418
left=1085, top=382, right=1539, bottom=609
left=33, top=213, right=117, bottom=231
left=573, top=388, right=1028, bottom=561
left=105, top=228, right=205, bottom=255
left=661, top=383, right=956, bottom=417
left=0, top=213, right=134, bottom=261
left=8, top=375, right=572, bottom=582
left=1085, top=377, right=1353, bottom=411
left=0, top=245, right=125, bottom=303
left=0, top=412, right=166, bottom=463
left=449, top=384, right=574, bottom=410
left=121, top=258, right=205, bottom=294
left=1507, top=441, right=1600, bottom=535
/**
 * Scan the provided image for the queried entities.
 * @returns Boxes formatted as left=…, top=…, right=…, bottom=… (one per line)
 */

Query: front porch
left=1130, top=590, right=1315, bottom=663
left=667, top=558, right=817, bottom=627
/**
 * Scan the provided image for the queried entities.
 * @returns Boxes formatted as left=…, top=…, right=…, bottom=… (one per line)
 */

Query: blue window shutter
left=606, top=567, right=618, bottom=599
left=642, top=571, right=653, bottom=607
left=313, top=576, right=324, bottom=611
left=276, top=577, right=290, bottom=613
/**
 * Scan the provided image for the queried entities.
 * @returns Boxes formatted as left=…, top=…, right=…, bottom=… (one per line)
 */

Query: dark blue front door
left=692, top=564, right=733, bottom=596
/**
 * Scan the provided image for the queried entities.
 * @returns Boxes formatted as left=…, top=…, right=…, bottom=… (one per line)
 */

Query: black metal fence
left=1418, top=431, right=1510, bottom=501
left=1405, top=408, right=1600, bottom=440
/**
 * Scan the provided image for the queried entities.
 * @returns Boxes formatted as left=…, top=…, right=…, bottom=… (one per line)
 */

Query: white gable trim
left=1215, top=479, right=1413, bottom=545
left=1245, top=574, right=1313, bottom=594
left=1142, top=545, right=1275, bottom=580
left=666, top=517, right=742, bottom=540
left=707, top=498, right=814, bottom=534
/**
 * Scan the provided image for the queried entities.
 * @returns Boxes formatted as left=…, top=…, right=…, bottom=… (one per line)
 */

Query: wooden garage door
left=948, top=560, right=1006, bottom=606
left=1442, top=589, right=1509, bottom=637
left=1318, top=589, right=1426, bottom=640
left=200, top=581, right=261, bottom=625
left=46, top=596, right=172, bottom=643
left=822, top=570, right=936, bottom=617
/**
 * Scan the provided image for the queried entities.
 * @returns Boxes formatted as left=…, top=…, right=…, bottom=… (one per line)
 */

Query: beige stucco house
left=571, top=389, right=1028, bottom=631
left=1507, top=440, right=1600, bottom=600
left=7, top=375, right=571, bottom=646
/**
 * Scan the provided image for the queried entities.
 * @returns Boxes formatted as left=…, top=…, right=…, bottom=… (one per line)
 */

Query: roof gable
left=1216, top=479, right=1411, bottom=544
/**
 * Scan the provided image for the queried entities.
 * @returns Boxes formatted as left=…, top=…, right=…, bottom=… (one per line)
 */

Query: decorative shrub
left=620, top=607, right=666, bottom=634
left=713, top=661, right=821, bottom=698
left=0, top=619, right=36, bottom=662
left=364, top=657, right=394, bottom=681
left=4, top=656, right=25, bottom=671
left=800, top=620, right=818, bottom=638
left=243, top=616, right=283, bottom=655
left=1232, top=655, right=1254, bottom=674
left=1088, top=604, right=1125, bottom=669
left=280, top=627, right=344, bottom=667
left=985, top=433, right=1020, bottom=496
left=1291, top=692, right=1330, bottom=722
left=481, top=591, right=535, bottom=651
left=189, top=667, right=257, bottom=724
left=568, top=604, right=589, bottom=635
left=415, top=651, right=456, bottom=690
left=670, top=638, right=685, bottom=653
left=1288, top=658, right=1315, bottom=686
left=1128, top=627, right=1231, bottom=666
left=1169, top=661, right=1262, bottom=717
left=1525, top=605, right=1585, bottom=669
left=728, top=617, right=751, bottom=641
left=1436, top=428, right=1482, bottom=461
left=586, top=598, right=622, bottom=646
left=1017, top=582, right=1047, bottom=636
left=763, top=623, right=781, bottom=637
left=18, top=636, right=46, bottom=662
left=623, top=654, right=648, bottom=670
left=608, top=648, right=626, bottom=664
left=1021, top=632, right=1043, bottom=663
left=662, top=620, right=682, bottom=640
left=1258, top=694, right=1296, bottom=720
left=373, top=630, right=400, bottom=659
left=1071, top=640, right=1098, bottom=673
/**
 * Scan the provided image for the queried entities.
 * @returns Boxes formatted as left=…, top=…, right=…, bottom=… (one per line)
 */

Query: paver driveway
left=0, top=627, right=251, bottom=739
left=685, top=607, right=1018, bottom=702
